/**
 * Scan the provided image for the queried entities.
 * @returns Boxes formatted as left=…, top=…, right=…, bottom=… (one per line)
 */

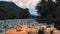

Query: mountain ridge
left=0, top=1, right=31, bottom=20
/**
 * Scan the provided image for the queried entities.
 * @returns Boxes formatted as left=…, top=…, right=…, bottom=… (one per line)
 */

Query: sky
left=0, top=0, right=56, bottom=16
left=0, top=0, right=40, bottom=16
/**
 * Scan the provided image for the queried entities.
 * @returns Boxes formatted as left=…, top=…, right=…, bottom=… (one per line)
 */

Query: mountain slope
left=0, top=1, right=31, bottom=20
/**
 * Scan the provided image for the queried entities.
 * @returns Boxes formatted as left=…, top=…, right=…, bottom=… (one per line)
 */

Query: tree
left=36, top=0, right=57, bottom=18
left=36, top=0, right=57, bottom=23
left=36, top=0, right=60, bottom=30
left=54, top=0, right=60, bottom=30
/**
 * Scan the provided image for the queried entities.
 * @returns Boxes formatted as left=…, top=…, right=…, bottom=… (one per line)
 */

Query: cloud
left=11, top=0, right=40, bottom=9
left=0, top=0, right=40, bottom=9
left=11, top=0, right=40, bottom=16
left=0, top=0, right=56, bottom=9
left=0, top=0, right=40, bottom=16
left=0, top=0, right=57, bottom=16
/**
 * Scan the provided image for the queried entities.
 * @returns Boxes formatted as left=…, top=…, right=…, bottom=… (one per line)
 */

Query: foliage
left=36, top=0, right=59, bottom=23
